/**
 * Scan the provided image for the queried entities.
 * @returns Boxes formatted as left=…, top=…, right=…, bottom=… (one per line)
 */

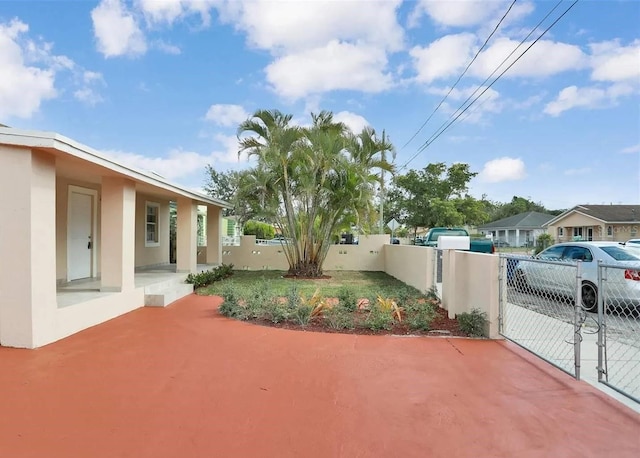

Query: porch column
left=100, top=177, right=136, bottom=292
left=515, top=229, right=520, bottom=247
left=177, top=197, right=197, bottom=273
left=0, top=147, right=57, bottom=348
left=206, top=205, right=223, bottom=265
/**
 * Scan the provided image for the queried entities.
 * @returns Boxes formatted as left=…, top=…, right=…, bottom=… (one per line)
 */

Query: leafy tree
left=203, top=168, right=264, bottom=225
left=203, top=168, right=238, bottom=216
left=237, top=109, right=394, bottom=277
left=243, top=220, right=276, bottom=239
left=388, top=162, right=486, bottom=233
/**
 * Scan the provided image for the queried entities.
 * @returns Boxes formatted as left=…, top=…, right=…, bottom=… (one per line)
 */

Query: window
left=607, top=225, right=613, bottom=236
left=601, top=246, right=640, bottom=261
left=562, top=246, right=593, bottom=262
left=146, top=202, right=160, bottom=247
left=538, top=245, right=566, bottom=260
left=573, top=227, right=583, bottom=239
left=558, top=227, right=564, bottom=236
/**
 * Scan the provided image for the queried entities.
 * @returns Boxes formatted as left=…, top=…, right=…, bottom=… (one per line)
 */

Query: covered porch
left=0, top=129, right=229, bottom=348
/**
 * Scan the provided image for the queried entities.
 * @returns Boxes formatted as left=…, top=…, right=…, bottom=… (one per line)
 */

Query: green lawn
left=199, top=270, right=426, bottom=300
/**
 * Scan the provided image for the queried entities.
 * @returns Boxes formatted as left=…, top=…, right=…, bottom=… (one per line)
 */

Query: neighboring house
left=544, top=204, right=640, bottom=243
left=478, top=211, right=555, bottom=247
left=0, top=127, right=230, bottom=348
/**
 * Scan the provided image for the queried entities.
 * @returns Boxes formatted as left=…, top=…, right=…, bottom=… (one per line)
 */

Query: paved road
left=506, top=287, right=640, bottom=338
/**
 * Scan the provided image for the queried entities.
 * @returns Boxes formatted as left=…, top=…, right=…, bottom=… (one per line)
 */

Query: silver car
left=514, top=241, right=640, bottom=312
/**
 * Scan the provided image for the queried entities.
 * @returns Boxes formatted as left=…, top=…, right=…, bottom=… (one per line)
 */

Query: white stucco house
left=0, top=127, right=229, bottom=349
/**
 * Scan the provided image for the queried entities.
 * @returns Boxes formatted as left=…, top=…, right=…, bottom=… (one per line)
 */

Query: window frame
left=145, top=202, right=160, bottom=247
left=558, top=227, right=564, bottom=237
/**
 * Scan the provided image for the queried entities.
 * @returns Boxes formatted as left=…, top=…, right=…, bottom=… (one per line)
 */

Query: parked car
left=422, top=227, right=495, bottom=253
left=513, top=241, right=640, bottom=312
left=626, top=239, right=640, bottom=246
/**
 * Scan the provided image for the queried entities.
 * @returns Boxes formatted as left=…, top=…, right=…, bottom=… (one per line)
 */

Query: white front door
left=67, top=189, right=94, bottom=281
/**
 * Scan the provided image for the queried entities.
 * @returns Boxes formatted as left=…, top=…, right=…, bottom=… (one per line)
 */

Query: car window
left=601, top=246, right=640, bottom=261
left=538, top=246, right=566, bottom=260
left=563, top=246, right=593, bottom=262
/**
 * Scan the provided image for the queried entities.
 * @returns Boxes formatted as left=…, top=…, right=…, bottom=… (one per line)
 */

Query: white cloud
left=590, top=39, right=640, bottom=83
left=73, top=70, right=106, bottom=106
left=136, top=0, right=215, bottom=27
left=620, top=144, right=640, bottom=154
left=218, top=0, right=404, bottom=53
left=155, top=40, right=181, bottom=55
left=333, top=111, right=370, bottom=133
left=265, top=41, right=393, bottom=100
left=478, top=157, right=526, bottom=183
left=544, top=40, right=640, bottom=116
left=215, top=0, right=403, bottom=100
left=543, top=84, right=634, bottom=117
left=74, top=88, right=103, bottom=106
left=91, top=0, right=147, bottom=58
left=205, top=104, right=250, bottom=127
left=472, top=37, right=587, bottom=79
left=409, top=0, right=510, bottom=28
left=101, top=137, right=243, bottom=183
left=410, top=33, right=475, bottom=83
left=0, top=19, right=56, bottom=118
left=429, top=85, right=502, bottom=123
left=564, top=167, right=591, bottom=176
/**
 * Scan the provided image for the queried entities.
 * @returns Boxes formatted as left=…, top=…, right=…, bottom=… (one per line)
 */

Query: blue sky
left=1, top=0, right=638, bottom=211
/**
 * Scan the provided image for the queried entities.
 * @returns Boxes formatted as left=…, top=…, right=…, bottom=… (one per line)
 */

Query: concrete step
left=145, top=281, right=193, bottom=307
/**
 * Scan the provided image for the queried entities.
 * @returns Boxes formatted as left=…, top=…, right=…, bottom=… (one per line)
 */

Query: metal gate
left=499, top=255, right=584, bottom=379
left=597, top=262, right=640, bottom=403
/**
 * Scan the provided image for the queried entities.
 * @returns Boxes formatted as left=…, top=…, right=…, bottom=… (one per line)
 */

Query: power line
left=400, top=0, right=577, bottom=171
left=401, top=0, right=518, bottom=150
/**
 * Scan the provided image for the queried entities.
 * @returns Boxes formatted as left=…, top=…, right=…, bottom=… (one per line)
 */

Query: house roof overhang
left=0, top=127, right=231, bottom=209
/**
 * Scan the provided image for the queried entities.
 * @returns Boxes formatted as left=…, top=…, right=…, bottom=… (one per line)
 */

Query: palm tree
left=237, top=109, right=395, bottom=277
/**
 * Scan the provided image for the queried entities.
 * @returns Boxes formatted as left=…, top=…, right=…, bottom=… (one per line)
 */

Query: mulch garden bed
left=221, top=304, right=467, bottom=337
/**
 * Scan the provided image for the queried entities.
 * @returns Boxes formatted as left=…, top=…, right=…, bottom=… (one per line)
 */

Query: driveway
left=0, top=295, right=638, bottom=457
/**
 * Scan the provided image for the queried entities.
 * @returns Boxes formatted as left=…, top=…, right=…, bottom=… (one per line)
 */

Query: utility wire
left=401, top=0, right=519, bottom=151
left=400, top=0, right=577, bottom=171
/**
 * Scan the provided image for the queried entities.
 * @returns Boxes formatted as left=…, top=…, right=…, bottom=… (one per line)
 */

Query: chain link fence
left=597, top=262, right=640, bottom=403
left=499, top=255, right=583, bottom=379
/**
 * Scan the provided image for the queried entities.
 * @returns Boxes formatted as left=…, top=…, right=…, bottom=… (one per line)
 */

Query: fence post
left=574, top=260, right=582, bottom=380
left=498, top=256, right=506, bottom=334
left=596, top=260, right=606, bottom=383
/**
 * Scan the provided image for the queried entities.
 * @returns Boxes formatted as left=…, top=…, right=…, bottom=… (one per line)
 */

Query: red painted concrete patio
left=1, top=295, right=638, bottom=457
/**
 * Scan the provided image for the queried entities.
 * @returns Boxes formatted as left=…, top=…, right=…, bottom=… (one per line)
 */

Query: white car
left=626, top=239, right=640, bottom=246
left=514, top=241, right=640, bottom=312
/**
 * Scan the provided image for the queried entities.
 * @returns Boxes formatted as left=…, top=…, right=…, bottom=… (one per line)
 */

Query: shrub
left=457, top=308, right=488, bottom=337
left=425, top=286, right=440, bottom=303
left=243, top=280, right=273, bottom=320
left=218, top=283, right=242, bottom=317
left=285, top=284, right=300, bottom=308
left=186, top=263, right=234, bottom=289
left=337, top=287, right=358, bottom=312
left=364, top=299, right=394, bottom=331
left=243, top=220, right=276, bottom=239
left=376, top=295, right=403, bottom=322
left=395, top=286, right=414, bottom=306
left=261, top=300, right=289, bottom=324
left=535, top=234, right=554, bottom=255
left=292, top=303, right=314, bottom=326
left=324, top=306, right=355, bottom=330
left=405, top=302, right=436, bottom=331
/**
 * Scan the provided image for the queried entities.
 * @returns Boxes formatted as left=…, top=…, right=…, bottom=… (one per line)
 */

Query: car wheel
left=581, top=282, right=598, bottom=313
left=515, top=269, right=529, bottom=293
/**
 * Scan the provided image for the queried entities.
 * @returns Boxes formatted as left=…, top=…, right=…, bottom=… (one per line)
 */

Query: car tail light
left=624, top=269, right=640, bottom=281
